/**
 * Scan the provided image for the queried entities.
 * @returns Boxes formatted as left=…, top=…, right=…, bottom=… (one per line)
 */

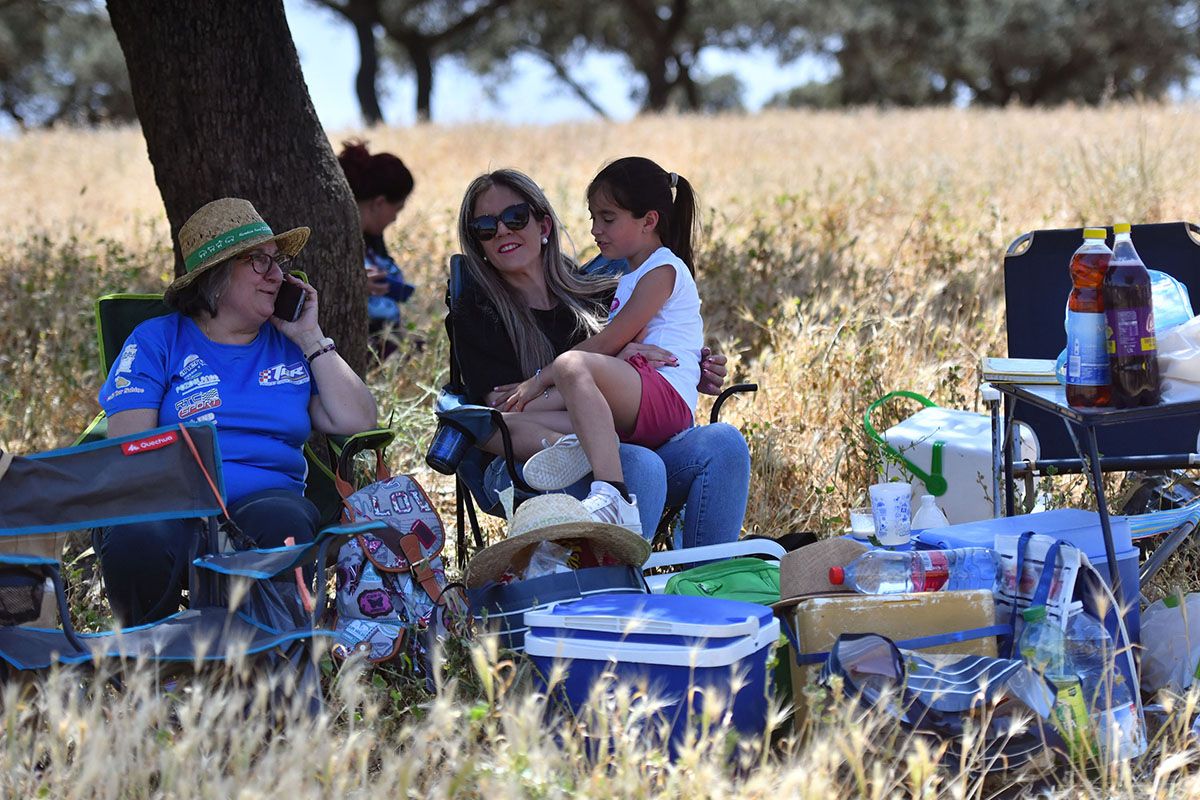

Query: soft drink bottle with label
left=828, top=547, right=999, bottom=593
left=1103, top=223, right=1160, bottom=407
left=1066, top=228, right=1112, bottom=407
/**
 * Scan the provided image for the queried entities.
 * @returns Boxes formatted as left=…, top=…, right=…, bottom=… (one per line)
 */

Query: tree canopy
left=6, top=0, right=1200, bottom=128
left=0, top=0, right=133, bottom=129
left=773, top=0, right=1199, bottom=108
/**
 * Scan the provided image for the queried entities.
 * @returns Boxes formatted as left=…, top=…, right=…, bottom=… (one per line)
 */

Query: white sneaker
left=523, top=434, right=592, bottom=491
left=581, top=484, right=643, bottom=537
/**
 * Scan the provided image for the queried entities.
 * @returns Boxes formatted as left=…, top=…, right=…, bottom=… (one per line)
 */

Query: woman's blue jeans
left=483, top=422, right=750, bottom=548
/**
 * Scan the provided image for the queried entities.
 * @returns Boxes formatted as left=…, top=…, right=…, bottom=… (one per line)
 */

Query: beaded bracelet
left=307, top=339, right=336, bottom=363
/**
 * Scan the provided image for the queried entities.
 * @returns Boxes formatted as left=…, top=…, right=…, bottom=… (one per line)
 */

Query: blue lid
left=525, top=593, right=774, bottom=639
left=913, top=509, right=1135, bottom=559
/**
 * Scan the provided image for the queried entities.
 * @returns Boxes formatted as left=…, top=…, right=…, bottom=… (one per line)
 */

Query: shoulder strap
left=398, top=528, right=445, bottom=604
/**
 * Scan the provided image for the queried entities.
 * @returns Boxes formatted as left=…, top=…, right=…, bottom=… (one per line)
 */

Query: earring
left=541, top=236, right=549, bottom=245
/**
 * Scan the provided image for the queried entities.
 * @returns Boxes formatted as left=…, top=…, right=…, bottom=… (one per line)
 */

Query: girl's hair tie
left=668, top=172, right=679, bottom=189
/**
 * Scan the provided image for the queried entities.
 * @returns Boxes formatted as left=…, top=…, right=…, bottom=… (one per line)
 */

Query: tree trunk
left=106, top=0, right=368, bottom=374
left=352, top=14, right=384, bottom=125
left=409, top=43, right=434, bottom=122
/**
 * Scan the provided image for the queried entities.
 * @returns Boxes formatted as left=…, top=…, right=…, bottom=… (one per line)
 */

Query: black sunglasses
left=469, top=202, right=532, bottom=241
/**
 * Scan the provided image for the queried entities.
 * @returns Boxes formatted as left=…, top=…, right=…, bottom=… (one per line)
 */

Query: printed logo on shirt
left=180, top=354, right=210, bottom=380
left=176, top=387, right=221, bottom=418
left=259, top=362, right=310, bottom=387
left=105, top=386, right=146, bottom=402
left=114, top=376, right=131, bottom=389
left=115, top=343, right=138, bottom=375
left=193, top=412, right=216, bottom=423
left=174, top=373, right=220, bottom=395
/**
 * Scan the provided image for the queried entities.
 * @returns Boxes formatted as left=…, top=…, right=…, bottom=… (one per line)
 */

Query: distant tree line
left=3, top=0, right=1200, bottom=129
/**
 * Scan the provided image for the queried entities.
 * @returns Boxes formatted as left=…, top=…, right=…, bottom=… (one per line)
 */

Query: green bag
left=663, top=557, right=781, bottom=605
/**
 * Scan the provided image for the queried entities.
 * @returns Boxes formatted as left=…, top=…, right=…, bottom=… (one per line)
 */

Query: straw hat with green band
left=165, top=197, right=310, bottom=301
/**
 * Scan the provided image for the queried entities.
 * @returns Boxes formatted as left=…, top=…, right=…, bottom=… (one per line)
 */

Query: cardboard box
left=781, top=589, right=999, bottom=728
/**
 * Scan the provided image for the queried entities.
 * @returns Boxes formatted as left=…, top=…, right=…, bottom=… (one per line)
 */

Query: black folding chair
left=1004, top=222, right=1200, bottom=464
left=1002, top=221, right=1200, bottom=587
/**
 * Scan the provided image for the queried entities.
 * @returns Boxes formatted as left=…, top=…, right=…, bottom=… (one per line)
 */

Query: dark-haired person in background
left=337, top=140, right=416, bottom=357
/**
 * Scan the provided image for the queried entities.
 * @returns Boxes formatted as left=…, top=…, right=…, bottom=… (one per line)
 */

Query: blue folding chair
left=0, top=423, right=379, bottom=704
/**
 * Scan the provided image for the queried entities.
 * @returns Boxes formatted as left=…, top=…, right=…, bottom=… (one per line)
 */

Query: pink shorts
left=623, top=354, right=695, bottom=449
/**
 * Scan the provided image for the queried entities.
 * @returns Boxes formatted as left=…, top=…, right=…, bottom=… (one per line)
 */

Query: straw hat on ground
left=772, top=537, right=869, bottom=609
left=465, top=493, right=651, bottom=589
left=165, top=198, right=310, bottom=302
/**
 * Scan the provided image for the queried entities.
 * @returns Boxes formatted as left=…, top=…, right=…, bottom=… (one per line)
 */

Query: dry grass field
left=4, top=106, right=1200, bottom=796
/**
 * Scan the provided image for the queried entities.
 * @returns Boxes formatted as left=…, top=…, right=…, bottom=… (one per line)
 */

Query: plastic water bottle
left=1065, top=228, right=1112, bottom=408
left=1065, top=611, right=1147, bottom=761
left=911, top=495, right=950, bottom=533
left=828, top=547, right=1000, bottom=593
left=1020, top=605, right=1091, bottom=758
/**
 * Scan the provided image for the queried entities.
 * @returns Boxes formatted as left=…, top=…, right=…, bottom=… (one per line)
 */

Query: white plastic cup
left=869, top=482, right=913, bottom=546
left=849, top=506, right=875, bottom=540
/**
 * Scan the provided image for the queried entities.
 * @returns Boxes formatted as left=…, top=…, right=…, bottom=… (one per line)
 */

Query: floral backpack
left=332, top=474, right=465, bottom=666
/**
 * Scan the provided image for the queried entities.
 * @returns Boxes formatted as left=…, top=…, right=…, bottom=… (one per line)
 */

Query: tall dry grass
left=6, top=106, right=1200, bottom=796
left=5, top=639, right=1200, bottom=800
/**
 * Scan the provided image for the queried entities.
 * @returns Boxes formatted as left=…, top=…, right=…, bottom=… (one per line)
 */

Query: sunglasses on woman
left=469, top=202, right=532, bottom=241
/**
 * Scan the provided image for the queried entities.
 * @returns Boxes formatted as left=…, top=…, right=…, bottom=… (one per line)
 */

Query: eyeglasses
left=237, top=251, right=293, bottom=275
left=469, top=202, right=532, bottom=242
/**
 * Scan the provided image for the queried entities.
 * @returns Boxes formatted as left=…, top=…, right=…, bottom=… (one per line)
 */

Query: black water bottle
left=425, top=420, right=474, bottom=475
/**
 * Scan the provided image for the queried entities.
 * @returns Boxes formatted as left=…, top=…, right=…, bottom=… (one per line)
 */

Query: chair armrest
left=643, top=539, right=785, bottom=573
left=329, top=428, right=395, bottom=483
left=710, top=383, right=758, bottom=424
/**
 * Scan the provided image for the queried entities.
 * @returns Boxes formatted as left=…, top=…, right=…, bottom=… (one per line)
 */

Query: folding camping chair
left=0, top=423, right=381, bottom=698
left=435, top=254, right=758, bottom=566
left=77, top=282, right=396, bottom=528
left=1001, top=221, right=1200, bottom=587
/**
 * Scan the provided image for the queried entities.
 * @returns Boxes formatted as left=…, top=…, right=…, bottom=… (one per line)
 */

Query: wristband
left=306, top=336, right=336, bottom=363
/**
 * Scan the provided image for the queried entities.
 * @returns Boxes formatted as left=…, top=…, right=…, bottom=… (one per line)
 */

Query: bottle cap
left=1083, top=227, right=1107, bottom=239
left=828, top=566, right=845, bottom=585
left=1022, top=605, right=1047, bottom=623
left=1164, top=593, right=1181, bottom=608
left=1113, top=222, right=1132, bottom=235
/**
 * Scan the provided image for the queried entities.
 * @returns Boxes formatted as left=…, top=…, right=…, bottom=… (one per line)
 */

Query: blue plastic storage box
left=524, top=594, right=780, bottom=747
left=913, top=509, right=1139, bottom=642
left=468, top=564, right=647, bottom=652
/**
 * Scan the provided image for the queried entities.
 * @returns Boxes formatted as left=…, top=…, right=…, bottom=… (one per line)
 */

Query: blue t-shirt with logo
left=98, top=313, right=316, bottom=503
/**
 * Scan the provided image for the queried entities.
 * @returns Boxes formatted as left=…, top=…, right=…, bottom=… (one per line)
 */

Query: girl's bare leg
left=480, top=410, right=573, bottom=461
left=550, top=351, right=642, bottom=484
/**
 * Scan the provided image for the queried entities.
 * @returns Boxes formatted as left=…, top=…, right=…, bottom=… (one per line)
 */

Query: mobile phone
left=273, top=280, right=306, bottom=322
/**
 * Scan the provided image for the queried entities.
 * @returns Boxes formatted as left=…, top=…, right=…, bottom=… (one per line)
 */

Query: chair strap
left=176, top=423, right=231, bottom=519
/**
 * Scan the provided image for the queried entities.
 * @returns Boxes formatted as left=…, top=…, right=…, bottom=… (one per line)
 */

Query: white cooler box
left=867, top=391, right=1039, bottom=525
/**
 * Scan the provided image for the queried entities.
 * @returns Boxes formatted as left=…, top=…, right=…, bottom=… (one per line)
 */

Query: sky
left=284, top=0, right=830, bottom=129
